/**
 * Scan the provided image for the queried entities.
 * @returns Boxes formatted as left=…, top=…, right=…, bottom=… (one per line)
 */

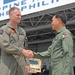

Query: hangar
left=0, top=0, right=75, bottom=74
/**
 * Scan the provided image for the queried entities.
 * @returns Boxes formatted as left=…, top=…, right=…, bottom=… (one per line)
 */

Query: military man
left=0, top=7, right=31, bottom=75
left=29, top=12, right=74, bottom=75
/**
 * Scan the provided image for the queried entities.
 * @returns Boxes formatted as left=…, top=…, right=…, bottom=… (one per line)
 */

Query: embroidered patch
left=0, top=29, right=3, bottom=34
left=10, top=29, right=15, bottom=34
left=62, top=34, right=68, bottom=38
left=52, top=36, right=58, bottom=43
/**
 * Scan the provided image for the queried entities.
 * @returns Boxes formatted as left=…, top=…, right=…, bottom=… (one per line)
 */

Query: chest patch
left=0, top=29, right=3, bottom=34
left=52, top=36, right=58, bottom=43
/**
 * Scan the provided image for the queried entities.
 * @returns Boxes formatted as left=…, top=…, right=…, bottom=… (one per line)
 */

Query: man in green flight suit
left=29, top=12, right=74, bottom=75
left=0, top=7, right=31, bottom=75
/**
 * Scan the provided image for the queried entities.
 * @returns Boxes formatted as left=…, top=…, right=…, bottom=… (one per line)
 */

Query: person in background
left=0, top=7, right=32, bottom=75
left=29, top=12, right=74, bottom=75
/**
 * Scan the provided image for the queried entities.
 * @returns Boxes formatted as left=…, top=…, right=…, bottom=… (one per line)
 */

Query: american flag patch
left=62, top=34, right=68, bottom=38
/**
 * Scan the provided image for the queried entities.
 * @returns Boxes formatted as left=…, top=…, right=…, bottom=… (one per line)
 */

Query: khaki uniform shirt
left=0, top=23, right=30, bottom=75
left=34, top=26, right=74, bottom=75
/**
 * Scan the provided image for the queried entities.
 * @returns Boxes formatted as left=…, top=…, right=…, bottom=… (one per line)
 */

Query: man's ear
left=58, top=18, right=62, bottom=23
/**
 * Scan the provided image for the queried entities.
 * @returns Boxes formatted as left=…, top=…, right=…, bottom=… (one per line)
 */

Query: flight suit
left=0, top=23, right=30, bottom=75
left=34, top=26, right=74, bottom=75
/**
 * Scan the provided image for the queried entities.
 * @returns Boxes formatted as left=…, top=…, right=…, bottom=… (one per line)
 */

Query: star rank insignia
left=62, top=34, right=68, bottom=38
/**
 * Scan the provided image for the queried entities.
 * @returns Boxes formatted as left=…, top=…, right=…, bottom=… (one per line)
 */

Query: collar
left=7, top=22, right=19, bottom=29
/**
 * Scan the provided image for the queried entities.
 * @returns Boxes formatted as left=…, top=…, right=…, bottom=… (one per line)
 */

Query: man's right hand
left=21, top=49, right=34, bottom=58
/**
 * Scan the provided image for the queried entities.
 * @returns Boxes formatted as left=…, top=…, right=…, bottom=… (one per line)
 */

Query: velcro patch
left=62, top=34, right=68, bottom=38
left=0, top=29, right=3, bottom=34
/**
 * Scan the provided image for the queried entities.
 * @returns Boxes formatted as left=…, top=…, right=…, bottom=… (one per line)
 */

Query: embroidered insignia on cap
left=62, top=34, right=68, bottom=38
left=0, top=29, right=3, bottom=34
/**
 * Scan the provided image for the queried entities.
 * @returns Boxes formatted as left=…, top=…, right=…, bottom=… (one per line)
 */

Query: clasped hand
left=21, top=49, right=34, bottom=59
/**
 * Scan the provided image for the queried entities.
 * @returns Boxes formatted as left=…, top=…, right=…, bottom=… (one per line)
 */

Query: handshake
left=21, top=49, right=34, bottom=59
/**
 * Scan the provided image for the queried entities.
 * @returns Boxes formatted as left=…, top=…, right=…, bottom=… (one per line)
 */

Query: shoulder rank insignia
left=62, top=34, right=68, bottom=38
left=0, top=29, right=3, bottom=34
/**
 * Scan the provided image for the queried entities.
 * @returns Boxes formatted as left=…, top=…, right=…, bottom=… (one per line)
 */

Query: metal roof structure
left=21, top=3, right=75, bottom=45
left=0, top=2, right=75, bottom=53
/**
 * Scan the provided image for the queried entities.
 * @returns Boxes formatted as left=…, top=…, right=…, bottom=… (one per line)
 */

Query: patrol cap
left=54, top=12, right=67, bottom=24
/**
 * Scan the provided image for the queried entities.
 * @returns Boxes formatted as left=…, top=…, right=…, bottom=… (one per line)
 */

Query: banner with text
left=0, top=0, right=75, bottom=21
